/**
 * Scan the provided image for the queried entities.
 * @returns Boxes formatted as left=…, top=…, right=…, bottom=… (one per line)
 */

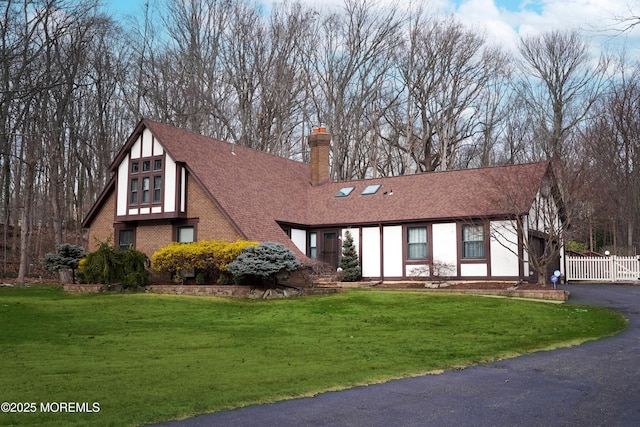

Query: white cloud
left=453, top=0, right=640, bottom=58
left=456, top=0, right=520, bottom=51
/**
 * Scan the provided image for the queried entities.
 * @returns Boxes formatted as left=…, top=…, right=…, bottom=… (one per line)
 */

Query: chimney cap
left=312, top=123, right=328, bottom=134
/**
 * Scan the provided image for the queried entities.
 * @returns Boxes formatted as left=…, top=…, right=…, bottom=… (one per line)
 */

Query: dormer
left=114, top=125, right=187, bottom=221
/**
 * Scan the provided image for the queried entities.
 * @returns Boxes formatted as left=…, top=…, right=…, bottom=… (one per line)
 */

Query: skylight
left=336, top=186, right=355, bottom=197
left=361, top=184, right=381, bottom=195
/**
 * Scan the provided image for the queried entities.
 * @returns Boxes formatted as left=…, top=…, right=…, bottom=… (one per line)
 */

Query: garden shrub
left=152, top=239, right=258, bottom=283
left=119, top=248, right=151, bottom=289
left=227, top=242, right=300, bottom=285
left=80, top=240, right=150, bottom=289
left=42, top=243, right=85, bottom=283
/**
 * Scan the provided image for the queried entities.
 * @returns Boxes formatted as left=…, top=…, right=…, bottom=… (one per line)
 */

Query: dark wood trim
left=116, top=211, right=187, bottom=222
left=457, top=222, right=491, bottom=272
left=402, top=224, right=432, bottom=278
left=379, top=224, right=384, bottom=279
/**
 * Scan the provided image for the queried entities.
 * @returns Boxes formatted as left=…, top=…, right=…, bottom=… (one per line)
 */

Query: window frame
left=462, top=224, right=486, bottom=259
left=406, top=226, right=428, bottom=260
left=116, top=227, right=135, bottom=251
left=128, top=154, right=164, bottom=208
left=309, top=232, right=317, bottom=259
left=177, top=225, right=195, bottom=243
left=173, top=220, right=198, bottom=243
left=153, top=175, right=162, bottom=203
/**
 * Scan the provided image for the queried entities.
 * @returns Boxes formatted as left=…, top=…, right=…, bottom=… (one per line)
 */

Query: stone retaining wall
left=63, top=283, right=337, bottom=298
left=63, top=283, right=567, bottom=300
left=147, top=284, right=252, bottom=297
left=408, top=288, right=570, bottom=301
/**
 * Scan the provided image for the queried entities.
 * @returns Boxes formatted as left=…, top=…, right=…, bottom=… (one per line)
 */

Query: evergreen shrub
left=339, top=230, right=361, bottom=282
left=227, top=242, right=300, bottom=285
left=80, top=241, right=150, bottom=289
left=42, top=243, right=85, bottom=283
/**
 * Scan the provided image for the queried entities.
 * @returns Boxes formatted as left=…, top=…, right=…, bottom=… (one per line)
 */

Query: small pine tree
left=339, top=230, right=361, bottom=282
left=42, top=244, right=85, bottom=283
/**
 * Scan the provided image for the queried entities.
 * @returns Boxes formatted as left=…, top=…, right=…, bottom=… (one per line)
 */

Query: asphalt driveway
left=154, top=284, right=640, bottom=426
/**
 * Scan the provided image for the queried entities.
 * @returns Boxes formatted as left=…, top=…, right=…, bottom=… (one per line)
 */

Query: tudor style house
left=82, top=118, right=564, bottom=283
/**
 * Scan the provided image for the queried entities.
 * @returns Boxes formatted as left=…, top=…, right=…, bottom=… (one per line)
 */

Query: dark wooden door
left=322, top=231, right=339, bottom=270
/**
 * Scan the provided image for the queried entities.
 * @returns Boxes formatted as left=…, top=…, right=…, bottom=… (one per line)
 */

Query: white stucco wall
left=361, top=227, right=381, bottom=277
left=406, top=264, right=430, bottom=277
left=460, top=263, right=488, bottom=276
left=142, top=129, right=153, bottom=157
left=432, top=223, right=457, bottom=276
left=116, top=156, right=129, bottom=216
left=291, top=229, right=307, bottom=254
left=383, top=225, right=403, bottom=277
left=180, top=168, right=187, bottom=212
left=490, top=220, right=520, bottom=277
left=130, top=137, right=141, bottom=159
left=164, top=154, right=177, bottom=213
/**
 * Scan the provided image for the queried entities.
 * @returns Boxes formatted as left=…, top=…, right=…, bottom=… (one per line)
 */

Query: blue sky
left=105, top=0, right=640, bottom=56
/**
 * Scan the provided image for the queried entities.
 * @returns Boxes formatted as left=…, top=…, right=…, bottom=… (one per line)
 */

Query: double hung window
left=462, top=225, right=485, bottom=259
left=407, top=227, right=428, bottom=260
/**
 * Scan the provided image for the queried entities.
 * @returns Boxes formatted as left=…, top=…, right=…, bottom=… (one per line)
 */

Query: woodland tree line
left=2, top=0, right=640, bottom=282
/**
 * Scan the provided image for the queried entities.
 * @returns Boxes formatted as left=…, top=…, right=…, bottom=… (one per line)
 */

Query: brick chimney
left=308, top=124, right=331, bottom=185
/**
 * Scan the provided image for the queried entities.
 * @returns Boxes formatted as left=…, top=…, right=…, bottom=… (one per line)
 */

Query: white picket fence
left=566, top=255, right=640, bottom=282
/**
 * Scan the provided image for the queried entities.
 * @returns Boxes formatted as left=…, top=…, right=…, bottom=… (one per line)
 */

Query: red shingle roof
left=87, top=119, right=551, bottom=252
left=306, top=162, right=550, bottom=226
left=142, top=119, right=311, bottom=250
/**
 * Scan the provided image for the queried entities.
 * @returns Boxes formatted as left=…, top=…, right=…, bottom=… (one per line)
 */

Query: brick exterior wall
left=136, top=223, right=173, bottom=257
left=186, top=175, right=242, bottom=242
left=85, top=174, right=242, bottom=260
left=86, top=190, right=116, bottom=252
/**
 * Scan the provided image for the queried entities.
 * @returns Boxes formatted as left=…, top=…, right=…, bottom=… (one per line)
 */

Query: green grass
left=0, top=285, right=626, bottom=427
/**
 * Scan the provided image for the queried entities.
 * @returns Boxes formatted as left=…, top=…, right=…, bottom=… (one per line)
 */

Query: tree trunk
left=17, top=162, right=34, bottom=284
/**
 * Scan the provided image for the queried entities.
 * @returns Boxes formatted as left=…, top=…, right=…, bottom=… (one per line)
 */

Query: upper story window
left=407, top=227, right=428, bottom=260
left=462, top=225, right=485, bottom=259
left=129, top=155, right=163, bottom=207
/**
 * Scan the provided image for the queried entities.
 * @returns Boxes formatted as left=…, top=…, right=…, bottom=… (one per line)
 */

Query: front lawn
left=0, top=285, right=626, bottom=427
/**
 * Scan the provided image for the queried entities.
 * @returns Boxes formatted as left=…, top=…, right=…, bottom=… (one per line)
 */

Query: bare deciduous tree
left=397, top=13, right=506, bottom=172
left=517, top=29, right=607, bottom=162
left=304, top=0, right=403, bottom=180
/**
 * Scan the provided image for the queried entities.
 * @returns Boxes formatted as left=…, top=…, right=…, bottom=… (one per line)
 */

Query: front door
left=322, top=231, right=339, bottom=270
